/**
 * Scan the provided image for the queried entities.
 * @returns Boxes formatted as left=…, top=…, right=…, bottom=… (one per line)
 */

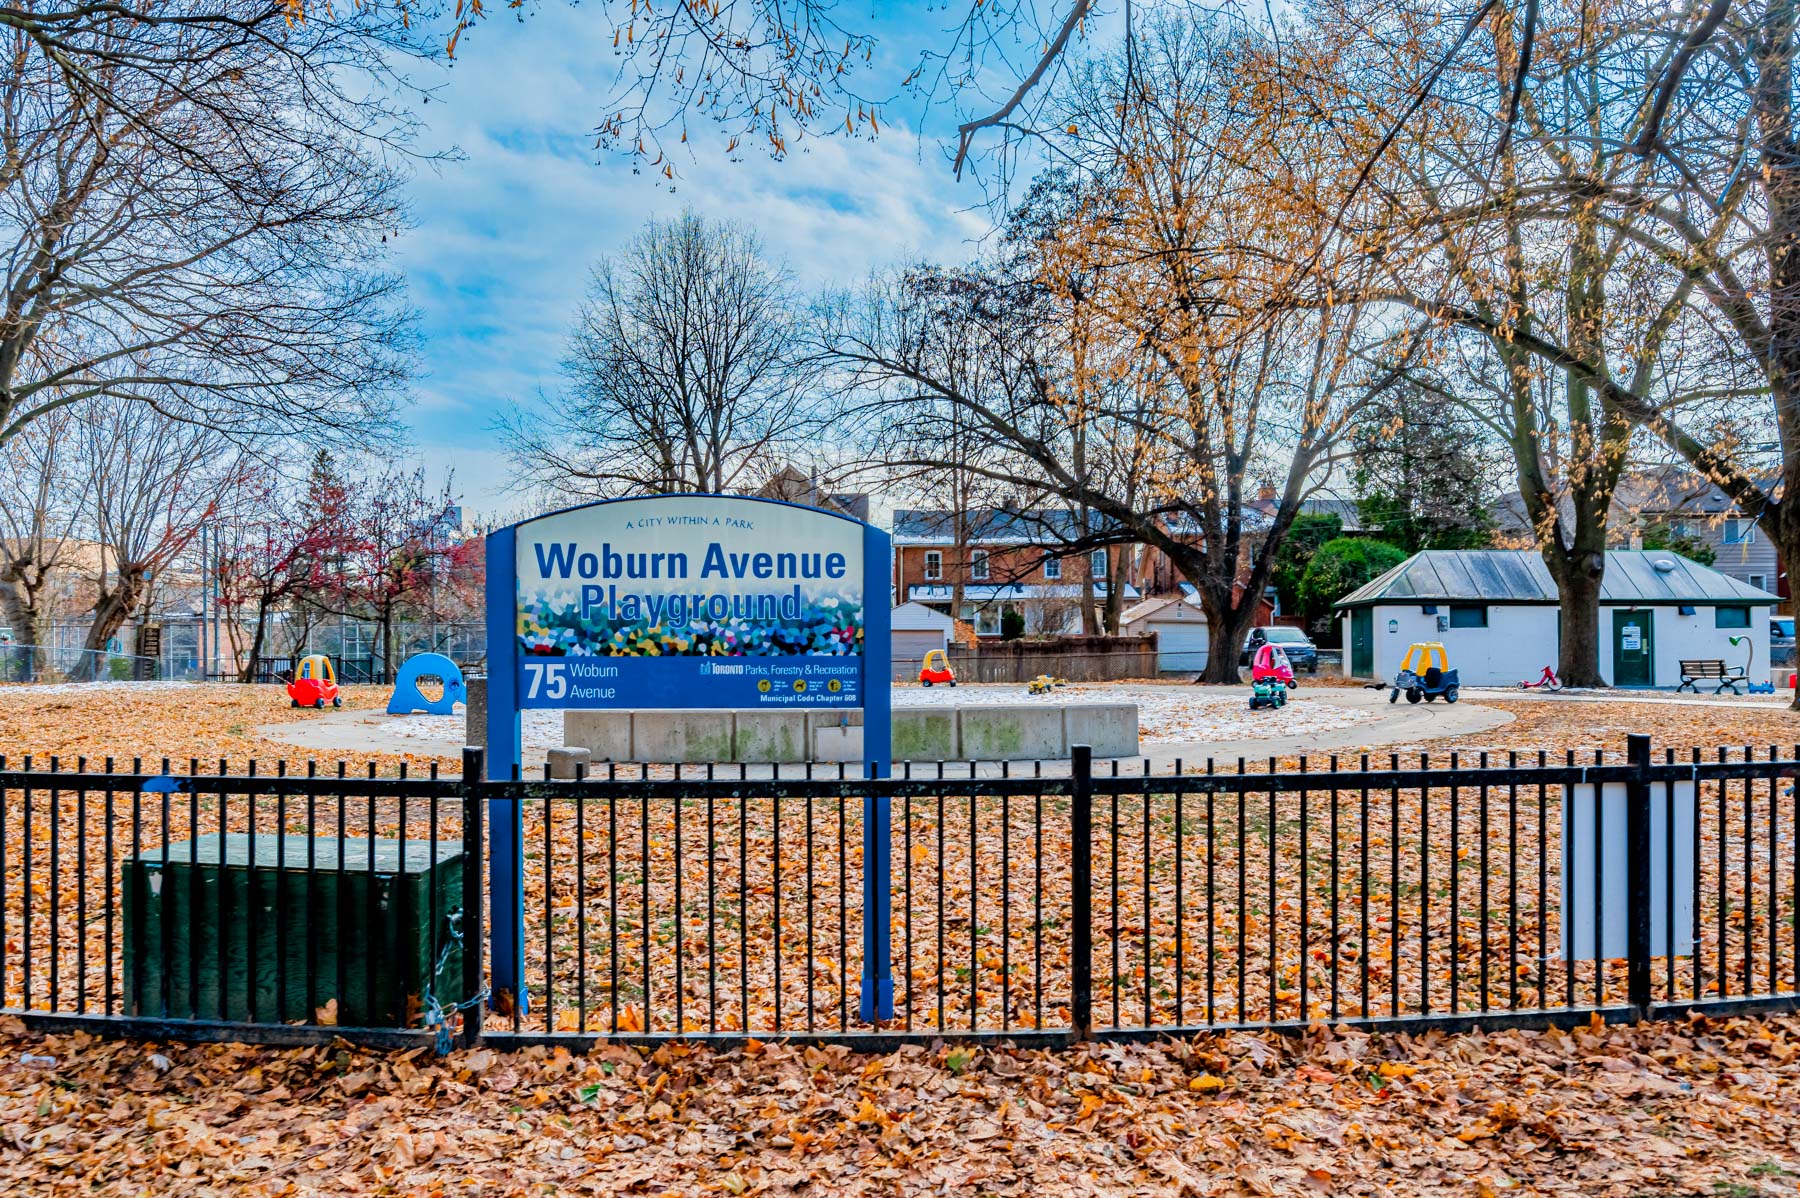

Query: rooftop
left=1334, top=549, right=1781, bottom=608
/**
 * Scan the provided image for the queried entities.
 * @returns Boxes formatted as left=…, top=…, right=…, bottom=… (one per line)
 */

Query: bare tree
left=449, top=0, right=1273, bottom=186
left=73, top=400, right=247, bottom=678
left=502, top=211, right=825, bottom=498
left=212, top=462, right=354, bottom=683
left=301, top=463, right=460, bottom=684
left=1545, top=0, right=1800, bottom=708
left=0, top=5, right=417, bottom=454
left=1301, top=0, right=1731, bottom=685
left=830, top=18, right=1415, bottom=681
left=0, top=405, right=87, bottom=666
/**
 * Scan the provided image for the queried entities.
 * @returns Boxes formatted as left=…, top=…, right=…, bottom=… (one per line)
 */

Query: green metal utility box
left=124, top=834, right=468, bottom=1027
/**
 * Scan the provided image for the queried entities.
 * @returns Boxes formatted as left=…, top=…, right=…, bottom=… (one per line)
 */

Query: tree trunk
left=1775, top=518, right=1800, bottom=710
left=1195, top=584, right=1261, bottom=684
left=1079, top=573, right=1099, bottom=635
left=1545, top=548, right=1606, bottom=687
left=238, top=595, right=274, bottom=684
left=74, top=572, right=146, bottom=682
left=1102, top=547, right=1126, bottom=634
left=0, top=573, right=44, bottom=681
left=379, top=604, right=395, bottom=685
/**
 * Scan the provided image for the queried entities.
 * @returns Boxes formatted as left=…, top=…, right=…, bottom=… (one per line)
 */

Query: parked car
left=1241, top=626, right=1319, bottom=673
left=1773, top=616, right=1795, bottom=648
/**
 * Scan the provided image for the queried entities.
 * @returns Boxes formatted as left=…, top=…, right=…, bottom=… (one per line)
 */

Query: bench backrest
left=1679, top=659, right=1728, bottom=675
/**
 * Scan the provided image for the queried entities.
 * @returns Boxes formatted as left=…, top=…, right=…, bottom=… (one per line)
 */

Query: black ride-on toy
left=1389, top=641, right=1460, bottom=705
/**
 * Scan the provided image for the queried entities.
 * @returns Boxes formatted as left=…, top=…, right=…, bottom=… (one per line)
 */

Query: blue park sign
left=483, top=494, right=894, bottom=1020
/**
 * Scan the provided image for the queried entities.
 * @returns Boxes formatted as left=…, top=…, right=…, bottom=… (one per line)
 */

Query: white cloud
left=394, top=4, right=995, bottom=509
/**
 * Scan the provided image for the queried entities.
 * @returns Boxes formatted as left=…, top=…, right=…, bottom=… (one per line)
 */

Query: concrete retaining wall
left=563, top=704, right=1138, bottom=763
left=467, top=678, right=1138, bottom=762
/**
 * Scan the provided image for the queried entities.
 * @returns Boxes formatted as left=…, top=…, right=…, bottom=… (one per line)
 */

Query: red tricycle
left=287, top=654, right=342, bottom=709
left=1251, top=642, right=1297, bottom=689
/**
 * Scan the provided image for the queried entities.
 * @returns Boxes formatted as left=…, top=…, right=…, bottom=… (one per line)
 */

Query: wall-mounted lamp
left=1421, top=604, right=1438, bottom=614
left=1678, top=604, right=1696, bottom=616
left=1729, top=634, right=1754, bottom=680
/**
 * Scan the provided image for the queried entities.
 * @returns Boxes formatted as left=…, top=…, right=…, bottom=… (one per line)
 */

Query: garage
left=1119, top=595, right=1211, bottom=674
left=890, top=602, right=955, bottom=680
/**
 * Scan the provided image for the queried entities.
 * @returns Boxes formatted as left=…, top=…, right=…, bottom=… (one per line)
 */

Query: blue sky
left=392, top=3, right=1011, bottom=515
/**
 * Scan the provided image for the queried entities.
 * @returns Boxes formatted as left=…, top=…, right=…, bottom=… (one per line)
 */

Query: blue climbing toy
left=387, top=653, right=468, bottom=715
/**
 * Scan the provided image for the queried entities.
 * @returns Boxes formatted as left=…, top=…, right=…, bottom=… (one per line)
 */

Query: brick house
left=892, top=509, right=1144, bottom=637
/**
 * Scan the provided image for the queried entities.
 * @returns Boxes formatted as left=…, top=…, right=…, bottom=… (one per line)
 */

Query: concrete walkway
left=1135, top=686, right=1512, bottom=769
left=1461, top=687, right=1796, bottom=711
left=257, top=707, right=544, bottom=766
left=257, top=685, right=1513, bottom=777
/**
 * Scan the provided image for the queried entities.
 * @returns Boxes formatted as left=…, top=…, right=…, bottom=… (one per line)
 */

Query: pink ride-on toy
left=1251, top=641, right=1297, bottom=690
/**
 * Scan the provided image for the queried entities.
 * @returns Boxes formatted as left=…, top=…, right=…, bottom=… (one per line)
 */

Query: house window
left=1749, top=574, right=1768, bottom=593
left=1042, top=554, right=1061, bottom=580
left=971, top=550, right=990, bottom=581
left=1716, top=606, right=1752, bottom=629
left=1448, top=604, right=1488, bottom=628
left=1090, top=549, right=1108, bottom=579
left=1724, top=518, right=1757, bottom=545
left=923, top=551, right=942, bottom=581
left=963, top=604, right=1000, bottom=637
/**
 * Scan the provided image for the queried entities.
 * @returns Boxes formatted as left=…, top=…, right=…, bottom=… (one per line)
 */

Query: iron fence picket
left=0, top=744, right=1794, bottom=1048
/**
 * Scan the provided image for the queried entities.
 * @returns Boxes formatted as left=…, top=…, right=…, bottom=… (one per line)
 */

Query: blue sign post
left=482, top=496, right=893, bottom=1020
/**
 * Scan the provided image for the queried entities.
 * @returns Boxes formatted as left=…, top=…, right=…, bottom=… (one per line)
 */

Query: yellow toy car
left=287, top=654, right=342, bottom=709
left=1390, top=641, right=1460, bottom=704
left=919, top=648, right=956, bottom=686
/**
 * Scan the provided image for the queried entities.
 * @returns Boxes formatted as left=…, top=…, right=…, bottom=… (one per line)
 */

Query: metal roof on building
left=906, top=582, right=1140, bottom=604
left=895, top=506, right=1268, bottom=544
left=1334, top=550, right=1781, bottom=608
left=892, top=508, right=1105, bottom=545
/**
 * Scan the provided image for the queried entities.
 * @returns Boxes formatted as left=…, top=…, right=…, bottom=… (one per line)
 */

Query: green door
left=1351, top=608, right=1373, bottom=677
left=1611, top=610, right=1654, bottom=687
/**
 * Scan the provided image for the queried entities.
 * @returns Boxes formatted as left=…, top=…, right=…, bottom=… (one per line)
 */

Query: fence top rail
left=1, top=744, right=1795, bottom=796
left=497, top=775, right=1081, bottom=801
left=1103, top=757, right=1800, bottom=795
left=0, top=764, right=453, bottom=799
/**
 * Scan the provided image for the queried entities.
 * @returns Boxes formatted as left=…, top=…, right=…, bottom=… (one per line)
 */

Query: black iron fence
left=0, top=737, right=1795, bottom=1051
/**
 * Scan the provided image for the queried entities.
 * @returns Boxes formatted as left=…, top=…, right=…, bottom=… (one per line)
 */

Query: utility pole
left=199, top=525, right=210, bottom=680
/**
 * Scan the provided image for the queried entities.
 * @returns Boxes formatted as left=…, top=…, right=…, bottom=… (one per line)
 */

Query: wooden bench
left=1677, top=659, right=1747, bottom=694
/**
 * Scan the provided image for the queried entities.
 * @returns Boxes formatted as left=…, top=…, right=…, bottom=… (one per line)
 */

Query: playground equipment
left=1248, top=672, right=1289, bottom=711
left=1027, top=674, right=1066, bottom=695
left=387, top=653, right=468, bottom=715
left=1519, top=664, right=1563, bottom=691
left=1250, top=642, right=1297, bottom=690
left=1389, top=641, right=1460, bottom=705
left=918, top=648, right=956, bottom=687
left=286, top=655, right=341, bottom=710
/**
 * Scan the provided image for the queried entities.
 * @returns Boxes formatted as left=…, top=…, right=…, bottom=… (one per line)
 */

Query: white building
left=1336, top=550, right=1777, bottom=688
left=888, top=602, right=955, bottom=679
left=1119, top=592, right=1212, bottom=673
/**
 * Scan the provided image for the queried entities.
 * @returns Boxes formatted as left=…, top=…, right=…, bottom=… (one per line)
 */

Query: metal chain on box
left=420, top=907, right=489, bottom=1055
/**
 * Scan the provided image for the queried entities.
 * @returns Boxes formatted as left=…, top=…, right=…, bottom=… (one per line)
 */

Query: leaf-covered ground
left=4, top=1013, right=1800, bottom=1196
left=2, top=681, right=1796, bottom=773
left=4, top=684, right=1800, bottom=1194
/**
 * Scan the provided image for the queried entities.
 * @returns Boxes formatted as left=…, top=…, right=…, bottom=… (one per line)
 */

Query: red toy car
left=1251, top=642, right=1297, bottom=689
left=918, top=648, right=956, bottom=687
left=287, top=654, right=342, bottom=709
